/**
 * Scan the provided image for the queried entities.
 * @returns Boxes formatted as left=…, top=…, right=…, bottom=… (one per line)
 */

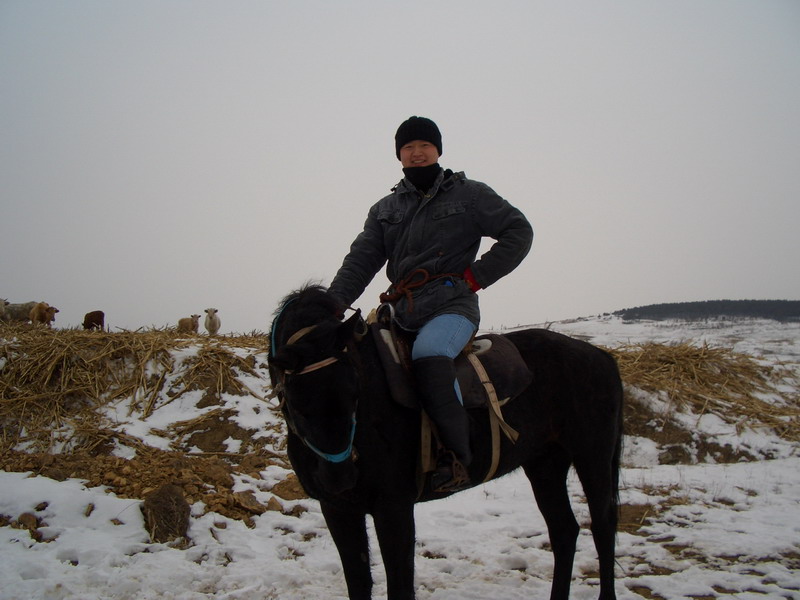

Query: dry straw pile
left=0, top=323, right=269, bottom=453
left=610, top=341, right=800, bottom=442
left=2, top=324, right=798, bottom=453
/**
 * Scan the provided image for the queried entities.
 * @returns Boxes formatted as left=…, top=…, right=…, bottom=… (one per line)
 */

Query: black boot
left=413, top=356, right=472, bottom=493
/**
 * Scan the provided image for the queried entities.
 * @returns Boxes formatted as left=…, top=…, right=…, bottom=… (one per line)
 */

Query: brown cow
left=29, top=302, right=59, bottom=327
left=83, top=310, right=105, bottom=330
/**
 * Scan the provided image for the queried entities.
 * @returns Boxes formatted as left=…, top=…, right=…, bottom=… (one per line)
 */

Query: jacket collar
left=392, top=168, right=461, bottom=196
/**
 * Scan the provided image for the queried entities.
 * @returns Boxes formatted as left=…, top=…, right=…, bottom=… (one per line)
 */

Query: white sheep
left=204, top=308, right=221, bottom=336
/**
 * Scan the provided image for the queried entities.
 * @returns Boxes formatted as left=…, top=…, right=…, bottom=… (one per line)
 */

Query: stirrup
left=431, top=452, right=470, bottom=493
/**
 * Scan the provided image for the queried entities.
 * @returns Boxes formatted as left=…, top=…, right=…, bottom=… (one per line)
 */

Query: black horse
left=268, top=284, right=624, bottom=600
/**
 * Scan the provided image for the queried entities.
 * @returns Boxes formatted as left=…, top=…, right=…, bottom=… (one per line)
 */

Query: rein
left=379, top=268, right=462, bottom=313
left=283, top=325, right=342, bottom=375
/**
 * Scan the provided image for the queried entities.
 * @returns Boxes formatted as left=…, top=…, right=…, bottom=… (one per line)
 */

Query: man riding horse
left=329, top=116, right=533, bottom=492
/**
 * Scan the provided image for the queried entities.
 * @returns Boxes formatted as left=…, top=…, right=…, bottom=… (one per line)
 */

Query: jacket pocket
left=377, top=209, right=404, bottom=224
left=431, top=202, right=466, bottom=220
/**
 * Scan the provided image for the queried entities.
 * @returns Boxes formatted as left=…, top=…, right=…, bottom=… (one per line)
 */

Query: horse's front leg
left=373, top=500, right=416, bottom=600
left=321, top=500, right=373, bottom=600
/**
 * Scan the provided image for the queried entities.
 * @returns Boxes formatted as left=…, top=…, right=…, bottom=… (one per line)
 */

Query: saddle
left=367, top=308, right=533, bottom=485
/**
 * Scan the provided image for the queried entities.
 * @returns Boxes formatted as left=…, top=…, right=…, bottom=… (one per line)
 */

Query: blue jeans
left=411, top=314, right=478, bottom=404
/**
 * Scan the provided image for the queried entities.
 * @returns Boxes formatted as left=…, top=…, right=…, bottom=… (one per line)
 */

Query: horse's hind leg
left=574, top=454, right=619, bottom=600
left=321, top=501, right=373, bottom=600
left=523, top=448, right=579, bottom=600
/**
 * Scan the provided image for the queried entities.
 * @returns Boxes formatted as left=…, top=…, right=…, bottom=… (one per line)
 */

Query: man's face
left=399, top=140, right=440, bottom=168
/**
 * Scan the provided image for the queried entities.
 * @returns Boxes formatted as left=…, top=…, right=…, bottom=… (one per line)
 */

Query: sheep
left=177, top=314, right=201, bottom=333
left=204, top=308, right=221, bottom=336
left=30, top=302, right=59, bottom=327
left=83, top=310, right=105, bottom=330
left=2, top=301, right=36, bottom=323
left=0, top=298, right=8, bottom=320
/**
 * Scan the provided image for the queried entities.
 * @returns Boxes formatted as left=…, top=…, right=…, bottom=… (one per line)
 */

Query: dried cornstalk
left=0, top=324, right=270, bottom=452
left=610, top=342, right=800, bottom=441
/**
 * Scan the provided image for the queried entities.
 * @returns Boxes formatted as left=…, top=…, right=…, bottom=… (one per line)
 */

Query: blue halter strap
left=303, top=413, right=357, bottom=463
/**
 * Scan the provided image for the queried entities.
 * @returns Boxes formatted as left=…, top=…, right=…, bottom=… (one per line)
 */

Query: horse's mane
left=273, top=282, right=340, bottom=320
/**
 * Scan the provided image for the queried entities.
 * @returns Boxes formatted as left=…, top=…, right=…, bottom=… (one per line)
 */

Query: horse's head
left=268, top=285, right=366, bottom=495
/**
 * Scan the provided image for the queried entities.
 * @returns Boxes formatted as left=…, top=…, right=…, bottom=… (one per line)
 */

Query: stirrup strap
left=466, top=352, right=519, bottom=482
left=420, top=411, right=436, bottom=474
left=419, top=355, right=520, bottom=489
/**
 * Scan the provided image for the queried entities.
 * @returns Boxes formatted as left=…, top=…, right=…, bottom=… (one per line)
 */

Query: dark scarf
left=402, top=163, right=442, bottom=193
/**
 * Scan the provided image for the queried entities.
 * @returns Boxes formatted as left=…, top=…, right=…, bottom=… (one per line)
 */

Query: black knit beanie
left=394, top=116, right=442, bottom=159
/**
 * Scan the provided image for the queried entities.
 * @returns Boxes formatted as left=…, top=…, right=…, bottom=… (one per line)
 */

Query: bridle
left=270, top=310, right=366, bottom=464
left=282, top=325, right=341, bottom=375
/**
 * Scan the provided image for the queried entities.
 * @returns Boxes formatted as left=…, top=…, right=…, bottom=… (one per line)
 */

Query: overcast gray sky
left=2, top=1, right=798, bottom=334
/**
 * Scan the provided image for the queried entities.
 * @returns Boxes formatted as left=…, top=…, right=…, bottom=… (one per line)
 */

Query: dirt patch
left=270, top=472, right=306, bottom=500
left=0, top=446, right=296, bottom=523
left=165, top=408, right=261, bottom=454
left=141, top=484, right=190, bottom=544
left=618, top=503, right=655, bottom=536
left=627, top=585, right=668, bottom=599
left=623, top=391, right=761, bottom=464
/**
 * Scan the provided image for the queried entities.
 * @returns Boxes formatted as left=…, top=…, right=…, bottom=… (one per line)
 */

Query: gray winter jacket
left=329, top=169, right=533, bottom=330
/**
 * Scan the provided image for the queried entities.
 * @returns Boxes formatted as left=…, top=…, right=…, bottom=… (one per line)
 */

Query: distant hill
left=613, top=300, right=800, bottom=322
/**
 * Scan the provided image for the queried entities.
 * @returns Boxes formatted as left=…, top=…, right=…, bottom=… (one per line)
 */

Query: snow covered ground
left=2, top=316, right=799, bottom=599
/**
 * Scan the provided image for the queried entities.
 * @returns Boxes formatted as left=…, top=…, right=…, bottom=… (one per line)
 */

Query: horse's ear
left=337, top=309, right=365, bottom=345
